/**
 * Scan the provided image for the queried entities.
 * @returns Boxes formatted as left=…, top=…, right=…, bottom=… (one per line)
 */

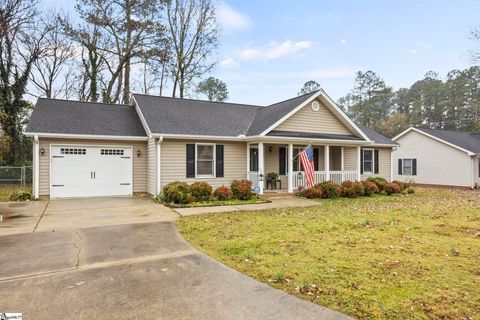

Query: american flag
left=299, top=145, right=315, bottom=188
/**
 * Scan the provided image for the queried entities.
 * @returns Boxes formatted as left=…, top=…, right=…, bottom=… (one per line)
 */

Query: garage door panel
left=50, top=145, right=133, bottom=198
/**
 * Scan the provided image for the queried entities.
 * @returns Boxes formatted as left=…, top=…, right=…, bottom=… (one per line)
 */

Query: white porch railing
left=292, top=170, right=358, bottom=189
left=330, top=171, right=358, bottom=184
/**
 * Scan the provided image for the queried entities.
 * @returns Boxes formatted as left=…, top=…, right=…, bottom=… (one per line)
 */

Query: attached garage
left=25, top=99, right=148, bottom=199
left=50, top=145, right=133, bottom=198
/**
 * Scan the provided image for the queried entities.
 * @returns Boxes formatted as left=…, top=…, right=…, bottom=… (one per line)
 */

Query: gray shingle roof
left=246, top=91, right=318, bottom=135
left=356, top=124, right=397, bottom=145
left=133, top=94, right=259, bottom=136
left=413, top=127, right=480, bottom=154
left=26, top=98, right=147, bottom=137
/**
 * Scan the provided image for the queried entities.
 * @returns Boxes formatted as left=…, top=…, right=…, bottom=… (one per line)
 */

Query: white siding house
left=393, top=127, right=480, bottom=188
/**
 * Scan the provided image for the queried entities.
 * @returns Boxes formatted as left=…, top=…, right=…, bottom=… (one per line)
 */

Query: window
left=60, top=148, right=86, bottom=155
left=196, top=144, right=215, bottom=177
left=401, top=158, right=415, bottom=175
left=100, top=149, right=124, bottom=156
left=293, top=147, right=304, bottom=171
left=362, top=149, right=374, bottom=173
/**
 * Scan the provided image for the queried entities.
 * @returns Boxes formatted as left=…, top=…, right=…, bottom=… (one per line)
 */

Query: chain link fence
left=0, top=166, right=33, bottom=199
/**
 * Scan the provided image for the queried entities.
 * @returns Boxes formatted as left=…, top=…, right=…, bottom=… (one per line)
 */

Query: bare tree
left=63, top=17, right=105, bottom=102
left=166, top=0, right=218, bottom=98
left=0, top=0, right=50, bottom=164
left=72, top=0, right=166, bottom=103
left=30, top=13, right=76, bottom=98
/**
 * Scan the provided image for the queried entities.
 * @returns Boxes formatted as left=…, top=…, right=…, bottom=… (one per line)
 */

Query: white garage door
left=50, top=145, right=133, bottom=198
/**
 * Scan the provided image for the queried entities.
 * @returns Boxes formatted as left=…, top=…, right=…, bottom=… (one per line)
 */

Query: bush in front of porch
left=156, top=180, right=269, bottom=208
left=296, top=178, right=406, bottom=200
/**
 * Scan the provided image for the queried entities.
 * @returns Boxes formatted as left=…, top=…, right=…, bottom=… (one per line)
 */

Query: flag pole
left=292, top=142, right=313, bottom=161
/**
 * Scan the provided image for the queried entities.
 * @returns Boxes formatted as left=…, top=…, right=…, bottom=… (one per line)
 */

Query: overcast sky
left=42, top=0, right=480, bottom=105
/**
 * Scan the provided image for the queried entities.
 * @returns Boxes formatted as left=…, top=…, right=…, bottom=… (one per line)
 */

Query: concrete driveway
left=0, top=197, right=177, bottom=235
left=0, top=197, right=349, bottom=319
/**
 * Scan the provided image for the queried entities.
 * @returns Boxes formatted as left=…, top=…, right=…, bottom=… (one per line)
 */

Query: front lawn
left=177, top=189, right=480, bottom=319
left=161, top=197, right=269, bottom=208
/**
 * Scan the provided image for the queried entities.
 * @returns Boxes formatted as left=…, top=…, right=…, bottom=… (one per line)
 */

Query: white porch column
left=324, top=145, right=330, bottom=181
left=288, top=143, right=293, bottom=193
left=33, top=135, right=39, bottom=199
left=246, top=143, right=250, bottom=180
left=156, top=136, right=163, bottom=195
left=357, top=146, right=361, bottom=181
left=258, top=142, right=264, bottom=194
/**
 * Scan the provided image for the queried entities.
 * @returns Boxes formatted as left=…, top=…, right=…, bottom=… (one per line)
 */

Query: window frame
left=402, top=158, right=414, bottom=175
left=195, top=143, right=216, bottom=178
left=362, top=148, right=375, bottom=174
left=293, top=147, right=304, bottom=172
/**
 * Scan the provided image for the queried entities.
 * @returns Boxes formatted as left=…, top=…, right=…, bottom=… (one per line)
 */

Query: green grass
left=0, top=185, right=31, bottom=201
left=177, top=188, right=480, bottom=319
left=160, top=197, right=269, bottom=208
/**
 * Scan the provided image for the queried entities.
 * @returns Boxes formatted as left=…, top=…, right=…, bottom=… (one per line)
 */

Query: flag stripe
left=299, top=145, right=315, bottom=188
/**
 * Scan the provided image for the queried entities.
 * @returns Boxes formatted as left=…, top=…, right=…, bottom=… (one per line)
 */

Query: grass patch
left=177, top=188, right=480, bottom=319
left=161, top=197, right=269, bottom=208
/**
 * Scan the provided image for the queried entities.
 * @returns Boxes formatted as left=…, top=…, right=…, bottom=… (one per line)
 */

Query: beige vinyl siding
left=344, top=147, right=357, bottom=171
left=393, top=130, right=473, bottom=187
left=38, top=138, right=147, bottom=196
left=147, top=137, right=157, bottom=195
left=160, top=139, right=247, bottom=189
left=274, top=99, right=354, bottom=135
left=361, top=147, right=392, bottom=181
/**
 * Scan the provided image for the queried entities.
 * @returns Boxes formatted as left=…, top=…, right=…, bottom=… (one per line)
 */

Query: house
left=24, top=89, right=397, bottom=199
left=392, top=127, right=480, bottom=188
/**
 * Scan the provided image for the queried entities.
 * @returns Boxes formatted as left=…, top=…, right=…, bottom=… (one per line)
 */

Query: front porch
left=247, top=143, right=361, bottom=194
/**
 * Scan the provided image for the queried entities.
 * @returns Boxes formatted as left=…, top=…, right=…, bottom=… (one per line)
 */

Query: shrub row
left=296, top=177, right=413, bottom=199
left=160, top=179, right=253, bottom=204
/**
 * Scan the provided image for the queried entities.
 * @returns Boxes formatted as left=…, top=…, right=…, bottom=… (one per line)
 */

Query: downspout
left=34, top=135, right=40, bottom=199
left=156, top=136, right=164, bottom=195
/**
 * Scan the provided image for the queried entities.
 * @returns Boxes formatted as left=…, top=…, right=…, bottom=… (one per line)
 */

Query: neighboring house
left=393, top=127, right=480, bottom=188
left=25, top=89, right=396, bottom=199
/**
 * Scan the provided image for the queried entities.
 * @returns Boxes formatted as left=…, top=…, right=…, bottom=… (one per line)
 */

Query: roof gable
left=274, top=98, right=354, bottom=135
left=393, top=127, right=480, bottom=155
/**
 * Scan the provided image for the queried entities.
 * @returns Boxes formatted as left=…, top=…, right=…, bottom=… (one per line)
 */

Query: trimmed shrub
left=213, top=186, right=232, bottom=201
left=393, top=180, right=410, bottom=192
left=231, top=179, right=253, bottom=200
left=406, top=187, right=415, bottom=194
left=8, top=189, right=32, bottom=202
left=384, top=182, right=401, bottom=195
left=362, top=180, right=380, bottom=196
left=296, top=185, right=323, bottom=199
left=341, top=180, right=365, bottom=198
left=162, top=181, right=192, bottom=204
left=317, top=181, right=342, bottom=199
left=190, top=182, right=212, bottom=201
left=367, top=176, right=388, bottom=191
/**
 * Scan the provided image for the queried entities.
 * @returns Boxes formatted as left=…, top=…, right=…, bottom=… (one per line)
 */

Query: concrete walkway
left=174, top=196, right=319, bottom=216
left=0, top=221, right=352, bottom=320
